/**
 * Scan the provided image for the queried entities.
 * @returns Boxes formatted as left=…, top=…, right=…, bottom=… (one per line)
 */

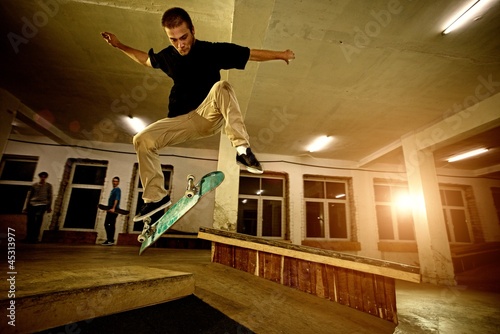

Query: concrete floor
left=3, top=243, right=500, bottom=334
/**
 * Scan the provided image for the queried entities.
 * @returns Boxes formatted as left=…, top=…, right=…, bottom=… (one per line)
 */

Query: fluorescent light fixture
left=126, top=116, right=146, bottom=133
left=442, top=0, right=493, bottom=35
left=335, top=194, right=346, bottom=199
left=307, top=135, right=333, bottom=152
left=447, top=148, right=489, bottom=162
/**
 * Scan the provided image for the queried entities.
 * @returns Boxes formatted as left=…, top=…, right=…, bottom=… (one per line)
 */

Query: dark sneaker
left=101, top=241, right=114, bottom=246
left=236, top=148, right=263, bottom=174
left=133, top=195, right=171, bottom=222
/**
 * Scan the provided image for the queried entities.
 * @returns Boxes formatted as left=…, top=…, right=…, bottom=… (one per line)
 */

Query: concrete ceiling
left=1, top=0, right=500, bottom=178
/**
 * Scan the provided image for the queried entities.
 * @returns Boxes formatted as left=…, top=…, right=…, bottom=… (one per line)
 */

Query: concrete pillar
left=402, top=134, right=456, bottom=285
left=213, top=135, right=240, bottom=231
left=212, top=0, right=276, bottom=231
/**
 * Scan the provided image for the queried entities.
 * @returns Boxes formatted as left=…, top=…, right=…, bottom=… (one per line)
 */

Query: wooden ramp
left=198, top=227, right=421, bottom=324
left=0, top=266, right=194, bottom=333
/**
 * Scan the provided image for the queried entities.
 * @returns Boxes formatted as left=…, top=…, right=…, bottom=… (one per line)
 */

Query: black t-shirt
left=148, top=40, right=250, bottom=118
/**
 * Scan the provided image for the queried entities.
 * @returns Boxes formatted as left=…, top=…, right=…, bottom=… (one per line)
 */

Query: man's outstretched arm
left=249, top=49, right=295, bottom=64
left=101, top=32, right=152, bottom=67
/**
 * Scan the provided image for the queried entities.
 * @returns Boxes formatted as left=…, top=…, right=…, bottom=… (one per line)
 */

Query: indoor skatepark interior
left=2, top=243, right=499, bottom=334
left=1, top=1, right=500, bottom=333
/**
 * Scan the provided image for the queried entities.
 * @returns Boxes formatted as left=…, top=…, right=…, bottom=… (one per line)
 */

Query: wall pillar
left=402, top=134, right=456, bottom=285
left=213, top=135, right=240, bottom=231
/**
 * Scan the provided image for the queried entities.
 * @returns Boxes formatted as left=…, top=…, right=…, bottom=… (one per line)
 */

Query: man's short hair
left=38, top=172, right=48, bottom=178
left=161, top=7, right=194, bottom=31
left=113, top=176, right=120, bottom=181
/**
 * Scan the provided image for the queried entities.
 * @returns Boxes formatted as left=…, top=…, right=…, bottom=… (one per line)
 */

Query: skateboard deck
left=98, top=204, right=130, bottom=215
left=138, top=171, right=224, bottom=255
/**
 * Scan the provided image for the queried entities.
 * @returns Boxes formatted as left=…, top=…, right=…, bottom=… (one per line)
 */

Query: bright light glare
left=126, top=116, right=146, bottom=133
left=335, top=194, right=346, bottom=199
left=447, top=148, right=489, bottom=162
left=442, top=0, right=494, bottom=35
left=395, top=193, right=413, bottom=210
left=307, top=135, right=333, bottom=152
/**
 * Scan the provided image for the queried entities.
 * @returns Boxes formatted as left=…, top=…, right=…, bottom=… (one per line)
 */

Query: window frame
left=303, top=176, right=352, bottom=241
left=61, top=161, right=108, bottom=230
left=440, top=186, right=474, bottom=244
left=237, top=172, right=287, bottom=239
left=373, top=181, right=416, bottom=242
left=0, top=155, right=38, bottom=214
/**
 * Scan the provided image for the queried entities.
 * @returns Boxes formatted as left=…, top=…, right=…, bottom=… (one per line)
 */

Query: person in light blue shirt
left=102, top=176, right=121, bottom=245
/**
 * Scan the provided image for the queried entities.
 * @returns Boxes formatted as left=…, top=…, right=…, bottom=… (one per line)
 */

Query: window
left=304, top=177, right=350, bottom=240
left=62, top=162, right=107, bottom=229
left=440, top=187, right=472, bottom=243
left=373, top=183, right=415, bottom=241
left=237, top=173, right=286, bottom=239
left=131, top=164, right=173, bottom=232
left=0, top=155, right=38, bottom=214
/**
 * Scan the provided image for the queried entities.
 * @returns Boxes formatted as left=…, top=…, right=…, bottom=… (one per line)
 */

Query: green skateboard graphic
left=138, top=171, right=225, bottom=255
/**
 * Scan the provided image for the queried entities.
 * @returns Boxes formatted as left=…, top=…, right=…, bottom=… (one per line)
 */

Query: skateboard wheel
left=187, top=174, right=195, bottom=181
left=185, top=190, right=195, bottom=198
left=137, top=235, right=146, bottom=243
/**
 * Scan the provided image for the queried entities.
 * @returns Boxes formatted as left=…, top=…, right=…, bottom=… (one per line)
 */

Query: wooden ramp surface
left=0, top=266, right=194, bottom=333
left=198, top=227, right=421, bottom=324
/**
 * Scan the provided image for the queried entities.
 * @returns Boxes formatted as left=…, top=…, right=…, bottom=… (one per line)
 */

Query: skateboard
left=137, top=171, right=225, bottom=255
left=97, top=204, right=130, bottom=215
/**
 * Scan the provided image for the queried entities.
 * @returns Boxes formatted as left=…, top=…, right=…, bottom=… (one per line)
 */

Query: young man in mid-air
left=102, top=7, right=295, bottom=221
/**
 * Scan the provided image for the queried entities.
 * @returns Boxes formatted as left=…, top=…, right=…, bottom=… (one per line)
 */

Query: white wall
left=5, top=134, right=500, bottom=264
left=4, top=135, right=218, bottom=243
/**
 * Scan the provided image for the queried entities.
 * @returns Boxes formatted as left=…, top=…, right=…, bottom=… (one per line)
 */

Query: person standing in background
left=24, top=171, right=53, bottom=243
left=102, top=176, right=121, bottom=246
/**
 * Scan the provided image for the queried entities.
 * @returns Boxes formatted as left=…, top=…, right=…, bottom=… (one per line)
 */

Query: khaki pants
left=133, top=80, right=250, bottom=202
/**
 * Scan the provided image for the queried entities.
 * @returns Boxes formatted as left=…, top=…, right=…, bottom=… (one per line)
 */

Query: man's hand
left=282, top=49, right=295, bottom=64
left=101, top=32, right=120, bottom=48
left=100, top=32, right=151, bottom=67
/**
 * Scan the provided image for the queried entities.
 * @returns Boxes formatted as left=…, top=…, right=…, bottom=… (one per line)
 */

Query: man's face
left=165, top=22, right=195, bottom=56
left=112, top=178, right=119, bottom=188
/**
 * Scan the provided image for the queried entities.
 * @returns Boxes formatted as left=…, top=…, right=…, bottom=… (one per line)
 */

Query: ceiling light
left=442, top=0, right=493, bottom=35
left=447, top=148, right=489, bottom=162
left=307, top=135, right=333, bottom=152
left=126, top=116, right=146, bottom=133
